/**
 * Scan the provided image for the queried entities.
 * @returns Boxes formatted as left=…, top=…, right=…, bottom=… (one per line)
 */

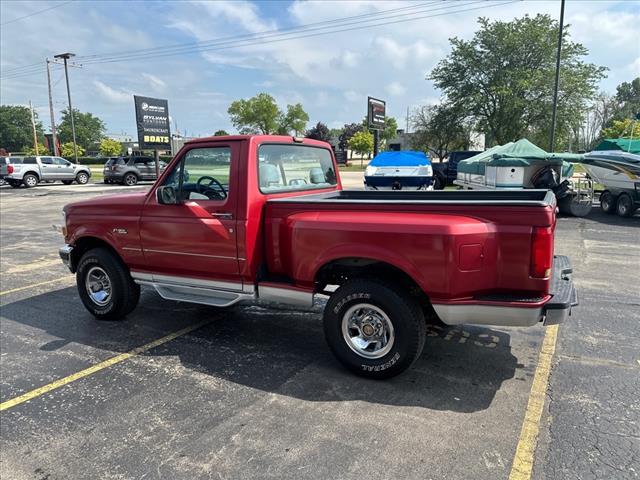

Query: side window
left=53, top=157, right=69, bottom=165
left=23, top=157, right=37, bottom=164
left=41, top=157, right=53, bottom=165
left=134, top=158, right=148, bottom=166
left=164, top=147, right=231, bottom=202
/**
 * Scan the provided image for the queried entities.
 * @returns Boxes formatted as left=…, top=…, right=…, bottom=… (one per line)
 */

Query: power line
left=1, top=1, right=72, bottom=26
left=82, top=1, right=495, bottom=66
left=2, top=1, right=440, bottom=77
left=76, top=1, right=443, bottom=62
left=1, top=1, right=516, bottom=78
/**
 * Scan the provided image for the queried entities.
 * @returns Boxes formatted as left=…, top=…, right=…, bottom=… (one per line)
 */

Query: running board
left=152, top=283, right=254, bottom=307
left=130, top=272, right=314, bottom=309
left=134, top=280, right=255, bottom=307
left=131, top=271, right=255, bottom=308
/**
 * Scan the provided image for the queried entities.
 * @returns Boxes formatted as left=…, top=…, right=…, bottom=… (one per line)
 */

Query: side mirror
left=157, top=185, right=178, bottom=205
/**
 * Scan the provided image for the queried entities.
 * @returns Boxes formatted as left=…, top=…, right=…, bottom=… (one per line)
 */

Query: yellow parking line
left=0, top=319, right=213, bottom=412
left=509, top=324, right=560, bottom=480
left=0, top=276, right=73, bottom=296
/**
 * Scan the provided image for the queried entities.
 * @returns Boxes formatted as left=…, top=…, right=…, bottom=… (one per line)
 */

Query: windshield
left=258, top=144, right=337, bottom=193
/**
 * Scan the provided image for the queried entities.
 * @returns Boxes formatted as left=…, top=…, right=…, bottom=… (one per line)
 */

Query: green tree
left=214, top=129, right=229, bottom=136
left=57, top=109, right=105, bottom=150
left=429, top=14, right=607, bottom=148
left=602, top=118, right=640, bottom=139
left=23, top=143, right=48, bottom=155
left=411, top=103, right=471, bottom=160
left=612, top=77, right=640, bottom=121
left=305, top=122, right=332, bottom=142
left=0, top=105, right=44, bottom=153
left=338, top=122, right=364, bottom=156
left=61, top=142, right=85, bottom=157
left=99, top=138, right=122, bottom=156
left=278, top=103, right=309, bottom=135
left=228, top=93, right=280, bottom=134
left=228, top=93, right=309, bottom=135
left=348, top=130, right=374, bottom=159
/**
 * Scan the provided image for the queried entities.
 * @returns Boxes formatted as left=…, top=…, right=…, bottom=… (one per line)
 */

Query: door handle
left=211, top=212, right=233, bottom=220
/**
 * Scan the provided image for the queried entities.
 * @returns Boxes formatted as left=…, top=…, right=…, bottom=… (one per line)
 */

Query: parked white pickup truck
left=5, top=156, right=91, bottom=188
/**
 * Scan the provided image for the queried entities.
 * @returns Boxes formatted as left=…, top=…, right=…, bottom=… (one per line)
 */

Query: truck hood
left=64, top=192, right=148, bottom=216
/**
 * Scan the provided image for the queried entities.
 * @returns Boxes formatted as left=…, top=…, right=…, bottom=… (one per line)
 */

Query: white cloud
left=386, top=82, right=406, bottom=96
left=93, top=80, right=131, bottom=103
left=142, top=73, right=167, bottom=92
left=629, top=57, right=640, bottom=76
left=195, top=0, right=276, bottom=34
left=343, top=90, right=360, bottom=102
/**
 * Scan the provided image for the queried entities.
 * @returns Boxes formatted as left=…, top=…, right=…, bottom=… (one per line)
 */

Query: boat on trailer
left=455, top=139, right=593, bottom=217
left=581, top=150, right=640, bottom=217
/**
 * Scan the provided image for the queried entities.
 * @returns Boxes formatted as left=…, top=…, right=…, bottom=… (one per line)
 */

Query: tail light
left=530, top=226, right=553, bottom=278
left=7, top=164, right=14, bottom=174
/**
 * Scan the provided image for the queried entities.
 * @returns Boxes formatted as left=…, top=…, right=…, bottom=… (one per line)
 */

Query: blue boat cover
left=369, top=151, right=431, bottom=167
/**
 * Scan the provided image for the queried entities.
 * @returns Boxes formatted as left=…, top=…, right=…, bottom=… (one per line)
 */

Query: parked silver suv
left=6, top=156, right=91, bottom=188
left=103, top=156, right=166, bottom=186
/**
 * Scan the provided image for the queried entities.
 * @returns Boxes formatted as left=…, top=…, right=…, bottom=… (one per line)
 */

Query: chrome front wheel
left=341, top=303, right=395, bottom=359
left=85, top=266, right=112, bottom=306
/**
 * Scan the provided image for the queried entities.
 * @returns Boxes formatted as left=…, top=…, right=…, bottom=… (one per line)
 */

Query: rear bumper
left=542, top=255, right=578, bottom=325
left=432, top=255, right=578, bottom=327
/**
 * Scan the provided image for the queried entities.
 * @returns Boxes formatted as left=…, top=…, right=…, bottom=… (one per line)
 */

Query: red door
left=140, top=143, right=241, bottom=287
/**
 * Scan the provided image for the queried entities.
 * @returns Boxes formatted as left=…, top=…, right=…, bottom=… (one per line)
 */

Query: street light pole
left=54, top=52, right=78, bottom=162
left=45, top=59, right=59, bottom=156
left=549, top=0, right=565, bottom=153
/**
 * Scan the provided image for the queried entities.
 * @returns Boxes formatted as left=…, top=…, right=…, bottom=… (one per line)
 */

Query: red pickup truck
left=58, top=135, right=577, bottom=378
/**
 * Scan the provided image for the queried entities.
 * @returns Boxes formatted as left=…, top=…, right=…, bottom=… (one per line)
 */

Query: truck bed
left=264, top=188, right=557, bottom=306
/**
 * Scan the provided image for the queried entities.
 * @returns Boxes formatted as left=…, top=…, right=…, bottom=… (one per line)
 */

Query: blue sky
left=1, top=0, right=639, bottom=140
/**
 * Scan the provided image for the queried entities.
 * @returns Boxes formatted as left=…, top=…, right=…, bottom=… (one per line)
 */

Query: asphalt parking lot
left=1, top=183, right=638, bottom=480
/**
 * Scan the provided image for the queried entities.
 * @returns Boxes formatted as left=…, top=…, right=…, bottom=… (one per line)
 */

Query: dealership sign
left=134, top=95, right=171, bottom=149
left=367, top=97, right=386, bottom=130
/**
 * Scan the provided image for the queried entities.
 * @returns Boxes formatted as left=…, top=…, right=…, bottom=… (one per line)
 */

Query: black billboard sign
left=134, top=95, right=171, bottom=149
left=367, top=96, right=386, bottom=130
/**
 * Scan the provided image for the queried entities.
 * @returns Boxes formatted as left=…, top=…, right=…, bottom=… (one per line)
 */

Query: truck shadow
left=2, top=288, right=519, bottom=413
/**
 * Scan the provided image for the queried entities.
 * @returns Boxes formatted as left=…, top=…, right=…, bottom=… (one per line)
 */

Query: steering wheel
left=196, top=176, right=227, bottom=199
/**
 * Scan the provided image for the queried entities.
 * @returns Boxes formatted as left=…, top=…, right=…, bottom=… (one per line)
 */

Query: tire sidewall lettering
left=333, top=292, right=371, bottom=314
left=361, top=352, right=401, bottom=372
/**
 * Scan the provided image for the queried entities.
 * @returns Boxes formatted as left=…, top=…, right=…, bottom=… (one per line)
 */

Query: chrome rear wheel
left=342, top=303, right=395, bottom=359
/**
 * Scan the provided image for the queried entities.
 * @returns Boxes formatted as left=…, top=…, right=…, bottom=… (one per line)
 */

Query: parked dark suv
left=103, top=156, right=167, bottom=186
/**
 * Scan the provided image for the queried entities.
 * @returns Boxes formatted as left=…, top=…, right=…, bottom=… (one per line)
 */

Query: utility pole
left=45, top=59, right=59, bottom=156
left=29, top=100, right=39, bottom=155
left=549, top=0, right=565, bottom=153
left=406, top=106, right=410, bottom=134
left=54, top=52, right=78, bottom=163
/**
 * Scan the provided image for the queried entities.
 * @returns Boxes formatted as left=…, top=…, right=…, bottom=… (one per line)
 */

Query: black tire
left=62, top=180, right=73, bottom=185
left=433, top=173, right=446, bottom=190
left=76, top=171, right=89, bottom=184
left=23, top=173, right=39, bottom=188
left=123, top=173, right=138, bottom=186
left=600, top=191, right=616, bottom=214
left=616, top=193, right=636, bottom=217
left=323, top=279, right=426, bottom=379
left=76, top=247, right=140, bottom=320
